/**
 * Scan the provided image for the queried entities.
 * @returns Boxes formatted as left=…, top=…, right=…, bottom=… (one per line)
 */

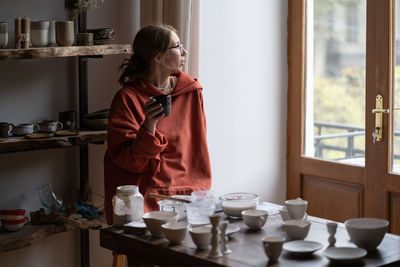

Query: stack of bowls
left=87, top=28, right=115, bottom=45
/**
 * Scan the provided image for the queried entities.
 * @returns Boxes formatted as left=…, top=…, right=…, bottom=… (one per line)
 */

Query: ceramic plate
left=323, top=247, right=367, bottom=263
left=24, top=133, right=54, bottom=139
left=55, top=130, right=79, bottom=136
left=283, top=240, right=323, bottom=255
left=226, top=224, right=240, bottom=236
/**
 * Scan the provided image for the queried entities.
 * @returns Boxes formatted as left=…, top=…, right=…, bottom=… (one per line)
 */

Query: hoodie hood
left=133, top=72, right=202, bottom=97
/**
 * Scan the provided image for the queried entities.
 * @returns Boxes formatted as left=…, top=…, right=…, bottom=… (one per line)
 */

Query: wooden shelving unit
left=0, top=44, right=131, bottom=60
left=0, top=43, right=130, bottom=261
left=0, top=130, right=106, bottom=153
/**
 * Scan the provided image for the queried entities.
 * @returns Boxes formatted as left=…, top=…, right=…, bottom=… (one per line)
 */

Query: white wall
left=0, top=0, right=287, bottom=266
left=200, top=0, right=288, bottom=203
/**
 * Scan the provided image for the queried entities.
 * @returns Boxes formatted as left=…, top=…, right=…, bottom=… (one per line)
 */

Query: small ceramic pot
left=31, top=21, right=50, bottom=47
left=0, top=209, right=26, bottom=232
left=0, top=22, right=8, bottom=48
left=0, top=122, right=14, bottom=137
left=48, top=21, right=56, bottom=46
left=55, top=21, right=74, bottom=46
left=75, top=33, right=93, bottom=46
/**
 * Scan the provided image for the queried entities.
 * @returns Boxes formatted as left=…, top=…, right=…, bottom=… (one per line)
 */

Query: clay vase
left=0, top=22, right=8, bottom=48
left=55, top=21, right=74, bottom=46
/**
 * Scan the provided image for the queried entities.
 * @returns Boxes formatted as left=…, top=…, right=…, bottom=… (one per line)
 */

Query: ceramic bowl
left=220, top=192, right=259, bottom=218
left=189, top=225, right=212, bottom=250
left=161, top=221, right=189, bottom=244
left=345, top=218, right=389, bottom=250
left=241, top=209, right=268, bottom=230
left=282, top=219, right=311, bottom=240
left=142, top=211, right=178, bottom=237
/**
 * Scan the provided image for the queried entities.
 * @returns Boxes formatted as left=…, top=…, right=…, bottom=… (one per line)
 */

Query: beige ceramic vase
left=55, top=21, right=74, bottom=46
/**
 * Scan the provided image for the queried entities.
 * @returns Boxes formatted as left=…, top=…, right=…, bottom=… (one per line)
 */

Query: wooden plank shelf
left=0, top=44, right=132, bottom=60
left=0, top=130, right=107, bottom=153
left=0, top=214, right=106, bottom=253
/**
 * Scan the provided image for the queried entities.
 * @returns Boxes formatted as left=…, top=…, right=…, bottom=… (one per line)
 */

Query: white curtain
left=140, top=0, right=200, bottom=78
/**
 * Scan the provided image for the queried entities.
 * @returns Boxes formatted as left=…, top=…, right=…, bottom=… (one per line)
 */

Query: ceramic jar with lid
left=112, top=185, right=144, bottom=226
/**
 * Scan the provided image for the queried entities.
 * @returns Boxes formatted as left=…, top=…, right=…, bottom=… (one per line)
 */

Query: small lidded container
left=112, top=185, right=144, bottom=226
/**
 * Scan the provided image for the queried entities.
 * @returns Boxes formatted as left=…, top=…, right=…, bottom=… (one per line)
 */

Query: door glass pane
left=304, top=0, right=366, bottom=166
left=392, top=0, right=400, bottom=173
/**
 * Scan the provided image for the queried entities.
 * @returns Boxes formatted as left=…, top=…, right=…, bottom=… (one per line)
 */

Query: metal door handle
left=372, top=108, right=390, bottom=114
left=372, top=95, right=389, bottom=142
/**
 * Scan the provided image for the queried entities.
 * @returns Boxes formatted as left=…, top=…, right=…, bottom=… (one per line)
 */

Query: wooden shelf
left=0, top=130, right=106, bottom=153
left=0, top=44, right=131, bottom=60
left=0, top=214, right=106, bottom=253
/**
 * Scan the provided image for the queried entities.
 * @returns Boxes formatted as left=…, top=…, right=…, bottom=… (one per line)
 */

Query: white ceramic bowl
left=142, top=211, right=178, bottom=237
left=282, top=219, right=311, bottom=240
left=161, top=222, right=189, bottom=244
left=241, top=209, right=268, bottom=230
left=189, top=225, right=212, bottom=250
left=345, top=218, right=389, bottom=250
left=220, top=192, right=259, bottom=218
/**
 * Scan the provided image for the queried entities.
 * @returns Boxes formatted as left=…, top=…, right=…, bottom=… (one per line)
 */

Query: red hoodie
left=104, top=72, right=212, bottom=224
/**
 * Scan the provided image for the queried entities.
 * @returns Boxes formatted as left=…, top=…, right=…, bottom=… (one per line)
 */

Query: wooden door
left=287, top=0, right=400, bottom=234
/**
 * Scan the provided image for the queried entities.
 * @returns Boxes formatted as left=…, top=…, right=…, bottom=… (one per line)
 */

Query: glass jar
left=112, top=185, right=143, bottom=226
left=186, top=191, right=217, bottom=225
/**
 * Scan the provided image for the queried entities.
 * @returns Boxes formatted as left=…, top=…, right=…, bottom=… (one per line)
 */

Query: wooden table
left=100, top=202, right=400, bottom=266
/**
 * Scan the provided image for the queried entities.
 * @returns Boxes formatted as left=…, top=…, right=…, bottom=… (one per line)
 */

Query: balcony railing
left=314, top=121, right=400, bottom=160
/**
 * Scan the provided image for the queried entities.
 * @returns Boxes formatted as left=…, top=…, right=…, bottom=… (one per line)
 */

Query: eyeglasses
left=169, top=43, right=184, bottom=55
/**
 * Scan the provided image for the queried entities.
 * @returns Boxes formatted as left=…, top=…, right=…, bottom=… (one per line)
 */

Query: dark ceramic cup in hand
left=153, top=95, right=171, bottom=116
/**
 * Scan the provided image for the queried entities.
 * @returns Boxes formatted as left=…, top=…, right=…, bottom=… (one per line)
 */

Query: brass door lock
left=371, top=95, right=389, bottom=142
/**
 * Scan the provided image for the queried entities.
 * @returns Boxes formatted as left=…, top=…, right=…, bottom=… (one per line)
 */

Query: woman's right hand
left=142, top=97, right=165, bottom=135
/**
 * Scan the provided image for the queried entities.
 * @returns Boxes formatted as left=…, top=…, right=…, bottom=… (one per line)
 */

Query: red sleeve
left=106, top=89, right=168, bottom=176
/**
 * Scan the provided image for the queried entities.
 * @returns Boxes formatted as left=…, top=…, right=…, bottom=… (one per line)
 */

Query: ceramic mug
left=13, top=123, right=40, bottom=136
left=0, top=122, right=14, bottom=137
left=0, top=22, right=8, bottom=48
left=55, top=21, right=74, bottom=46
left=37, top=120, right=63, bottom=133
left=59, top=111, right=77, bottom=130
left=262, top=236, right=284, bottom=263
left=152, top=95, right=171, bottom=116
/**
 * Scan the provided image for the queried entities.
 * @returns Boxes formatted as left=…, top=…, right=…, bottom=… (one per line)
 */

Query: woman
left=104, top=24, right=212, bottom=224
